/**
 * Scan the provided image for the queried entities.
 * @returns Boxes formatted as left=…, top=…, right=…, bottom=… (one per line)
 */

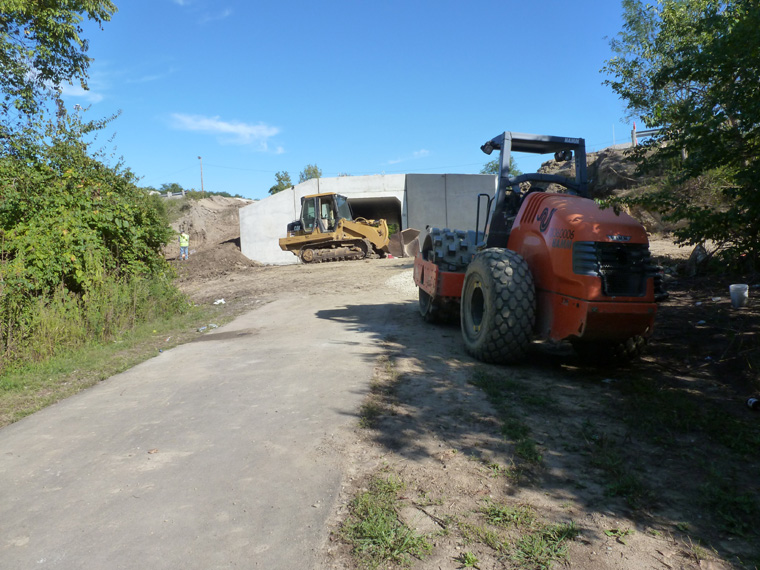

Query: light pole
left=197, top=156, right=205, bottom=197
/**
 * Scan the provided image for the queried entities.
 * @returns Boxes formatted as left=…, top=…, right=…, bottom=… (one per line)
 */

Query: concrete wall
left=240, top=175, right=405, bottom=265
left=240, top=173, right=497, bottom=265
left=406, top=173, right=495, bottom=233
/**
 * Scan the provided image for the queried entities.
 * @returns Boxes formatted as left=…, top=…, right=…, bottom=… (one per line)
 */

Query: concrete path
left=0, top=293, right=396, bottom=569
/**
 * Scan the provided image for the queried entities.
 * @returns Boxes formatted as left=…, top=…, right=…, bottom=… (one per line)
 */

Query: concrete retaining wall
left=240, top=173, right=497, bottom=265
left=405, top=174, right=495, bottom=233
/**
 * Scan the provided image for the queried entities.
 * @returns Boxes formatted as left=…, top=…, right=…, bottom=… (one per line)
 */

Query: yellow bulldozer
left=279, top=192, right=393, bottom=263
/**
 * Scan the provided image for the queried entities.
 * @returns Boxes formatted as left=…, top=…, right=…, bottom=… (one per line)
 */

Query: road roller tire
left=461, top=248, right=535, bottom=364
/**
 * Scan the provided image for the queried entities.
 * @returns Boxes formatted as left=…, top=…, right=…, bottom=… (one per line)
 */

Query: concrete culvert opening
left=347, top=197, right=401, bottom=227
left=347, top=197, right=413, bottom=257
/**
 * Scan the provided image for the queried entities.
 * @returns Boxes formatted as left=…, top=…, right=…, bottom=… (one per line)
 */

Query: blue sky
left=67, top=0, right=632, bottom=200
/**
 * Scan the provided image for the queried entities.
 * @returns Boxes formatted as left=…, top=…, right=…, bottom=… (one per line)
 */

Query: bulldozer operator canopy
left=300, top=193, right=353, bottom=231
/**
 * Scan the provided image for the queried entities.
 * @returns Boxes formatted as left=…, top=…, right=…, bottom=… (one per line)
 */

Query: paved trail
left=0, top=290, right=406, bottom=569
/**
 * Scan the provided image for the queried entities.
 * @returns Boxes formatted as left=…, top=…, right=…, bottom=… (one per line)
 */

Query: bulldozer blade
left=401, top=228, right=420, bottom=258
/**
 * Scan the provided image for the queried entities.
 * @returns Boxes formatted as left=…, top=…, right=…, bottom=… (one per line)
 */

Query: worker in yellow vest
left=179, top=230, right=190, bottom=261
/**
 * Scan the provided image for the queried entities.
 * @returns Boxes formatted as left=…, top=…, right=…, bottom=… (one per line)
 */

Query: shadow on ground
left=317, top=284, right=760, bottom=567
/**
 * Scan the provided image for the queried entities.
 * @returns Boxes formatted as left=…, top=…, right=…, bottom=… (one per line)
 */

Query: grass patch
left=454, top=551, right=480, bottom=568
left=0, top=302, right=229, bottom=427
left=579, top=420, right=651, bottom=508
left=510, top=522, right=579, bottom=569
left=481, top=502, right=537, bottom=528
left=358, top=401, right=384, bottom=428
left=470, top=369, right=543, bottom=466
left=698, top=470, right=759, bottom=537
left=617, top=377, right=760, bottom=454
left=458, top=521, right=506, bottom=552
left=460, top=500, right=578, bottom=569
left=341, top=475, right=432, bottom=569
left=358, top=353, right=400, bottom=429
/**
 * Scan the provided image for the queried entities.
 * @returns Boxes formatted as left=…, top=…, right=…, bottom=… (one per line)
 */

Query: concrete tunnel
left=347, top=196, right=402, bottom=228
left=347, top=196, right=407, bottom=257
left=239, top=173, right=498, bottom=265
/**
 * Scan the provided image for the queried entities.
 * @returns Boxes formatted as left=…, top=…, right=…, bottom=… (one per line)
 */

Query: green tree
left=602, top=0, right=711, bottom=125
left=0, top=0, right=117, bottom=116
left=299, top=163, right=322, bottom=183
left=603, top=0, right=760, bottom=268
left=159, top=182, right=186, bottom=195
left=268, top=170, right=292, bottom=195
left=480, top=157, right=522, bottom=176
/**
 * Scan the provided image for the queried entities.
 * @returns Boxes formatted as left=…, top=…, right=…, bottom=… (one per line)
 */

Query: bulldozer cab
left=299, top=193, right=351, bottom=234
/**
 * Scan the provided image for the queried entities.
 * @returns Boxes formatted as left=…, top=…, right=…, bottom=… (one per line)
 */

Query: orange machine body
left=506, top=192, right=657, bottom=343
left=415, top=191, right=658, bottom=344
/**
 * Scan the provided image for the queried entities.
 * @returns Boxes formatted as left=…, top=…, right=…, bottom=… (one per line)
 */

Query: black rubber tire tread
left=460, top=248, right=535, bottom=364
left=572, top=335, right=647, bottom=366
left=429, top=228, right=477, bottom=271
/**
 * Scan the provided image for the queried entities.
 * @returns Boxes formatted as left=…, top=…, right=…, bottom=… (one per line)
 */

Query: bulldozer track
left=299, top=238, right=380, bottom=264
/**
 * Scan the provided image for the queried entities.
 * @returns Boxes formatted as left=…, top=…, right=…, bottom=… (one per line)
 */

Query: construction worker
left=179, top=230, right=190, bottom=261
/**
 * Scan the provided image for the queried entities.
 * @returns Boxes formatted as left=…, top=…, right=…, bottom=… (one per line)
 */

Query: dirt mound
left=538, top=147, right=639, bottom=197
left=174, top=239, right=260, bottom=285
left=166, top=195, right=258, bottom=280
left=537, top=147, right=672, bottom=234
left=168, top=195, right=253, bottom=258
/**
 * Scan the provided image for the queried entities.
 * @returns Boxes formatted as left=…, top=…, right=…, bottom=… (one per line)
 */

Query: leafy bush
left=0, top=110, right=176, bottom=367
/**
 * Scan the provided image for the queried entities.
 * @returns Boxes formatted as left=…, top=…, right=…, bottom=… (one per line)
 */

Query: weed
left=515, top=438, right=543, bottom=464
left=510, top=522, right=580, bottom=569
left=698, top=473, right=759, bottom=537
left=455, top=550, right=480, bottom=568
left=481, top=502, right=537, bottom=529
left=604, top=528, right=635, bottom=544
left=580, top=421, right=650, bottom=508
left=359, top=401, right=384, bottom=429
left=683, top=536, right=712, bottom=564
left=341, top=476, right=432, bottom=569
left=482, top=461, right=508, bottom=478
left=502, top=417, right=530, bottom=440
left=458, top=522, right=506, bottom=552
left=617, top=377, right=760, bottom=454
left=470, top=369, right=543, bottom=466
left=358, top=353, right=401, bottom=429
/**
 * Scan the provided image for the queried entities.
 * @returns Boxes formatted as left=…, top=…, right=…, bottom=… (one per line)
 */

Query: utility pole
left=197, top=156, right=205, bottom=197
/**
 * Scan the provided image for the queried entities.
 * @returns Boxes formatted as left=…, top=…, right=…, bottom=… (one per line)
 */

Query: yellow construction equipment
left=279, top=192, right=391, bottom=263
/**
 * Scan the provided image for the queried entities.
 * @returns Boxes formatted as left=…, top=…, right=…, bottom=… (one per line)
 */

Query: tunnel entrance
left=346, top=196, right=413, bottom=257
left=347, top=196, right=402, bottom=229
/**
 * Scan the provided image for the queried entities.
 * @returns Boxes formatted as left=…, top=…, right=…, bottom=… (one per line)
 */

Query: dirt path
left=1, top=272, right=422, bottom=569
left=167, top=198, right=757, bottom=569
left=171, top=248, right=758, bottom=570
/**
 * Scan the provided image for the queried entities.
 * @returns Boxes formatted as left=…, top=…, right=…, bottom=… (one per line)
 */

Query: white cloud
left=127, top=74, right=164, bottom=84
left=170, top=113, right=280, bottom=148
left=201, top=8, right=232, bottom=23
left=387, top=149, right=430, bottom=165
left=61, top=83, right=104, bottom=104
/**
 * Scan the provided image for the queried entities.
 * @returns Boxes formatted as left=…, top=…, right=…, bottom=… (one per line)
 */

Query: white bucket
left=730, top=284, right=749, bottom=308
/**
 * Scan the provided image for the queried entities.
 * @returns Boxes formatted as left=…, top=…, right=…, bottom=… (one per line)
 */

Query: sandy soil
left=171, top=198, right=759, bottom=570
